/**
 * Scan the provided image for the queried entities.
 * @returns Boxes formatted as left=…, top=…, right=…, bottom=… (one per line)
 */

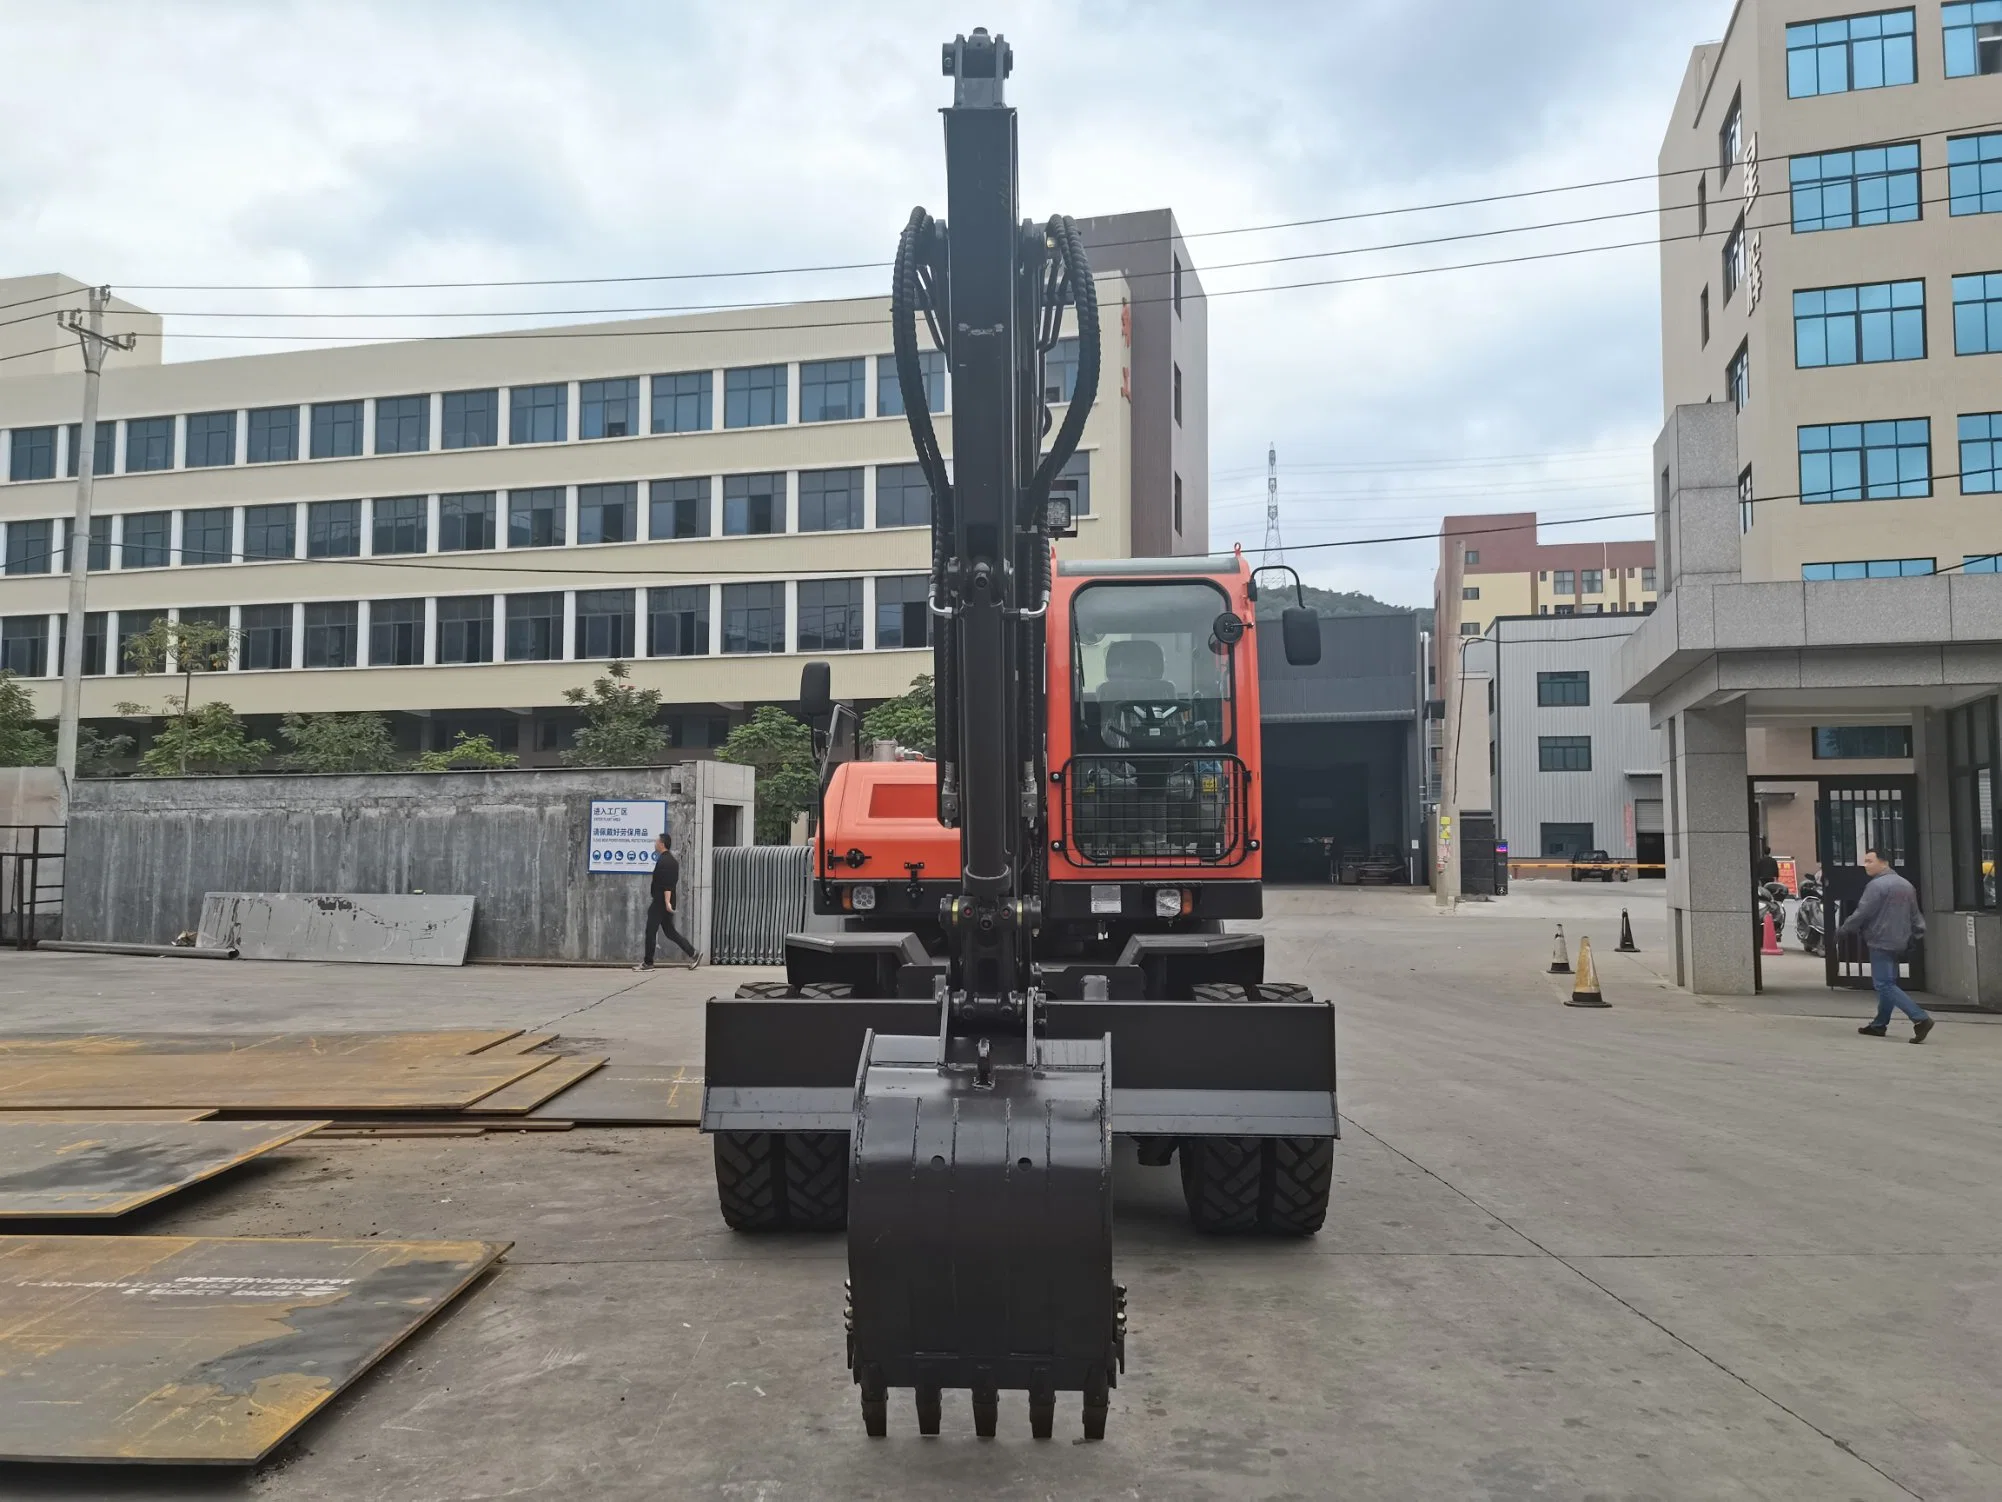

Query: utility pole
left=53, top=289, right=135, bottom=783
left=1434, top=538, right=1465, bottom=909
left=1262, top=443, right=1283, bottom=563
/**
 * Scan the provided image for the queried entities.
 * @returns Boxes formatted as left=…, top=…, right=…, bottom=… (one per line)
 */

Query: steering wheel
left=1104, top=700, right=1190, bottom=750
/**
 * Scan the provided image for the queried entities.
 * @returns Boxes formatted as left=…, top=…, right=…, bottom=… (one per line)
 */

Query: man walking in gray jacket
left=1838, top=848, right=1935, bottom=1042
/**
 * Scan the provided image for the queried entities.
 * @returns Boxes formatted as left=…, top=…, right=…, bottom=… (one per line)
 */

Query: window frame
left=8, top=426, right=56, bottom=482
left=876, top=350, right=945, bottom=417
left=373, top=394, right=430, bottom=455
left=1785, top=8, right=1918, bottom=98
left=1961, top=412, right=2002, bottom=493
left=3, top=519, right=54, bottom=576
left=1953, top=272, right=2002, bottom=356
left=797, top=468, right=863, bottom=533
left=1798, top=418, right=1932, bottom=502
left=367, top=597, right=425, bottom=667
left=574, top=588, right=637, bottom=660
left=1537, top=670, right=1591, bottom=708
left=650, top=370, right=713, bottom=434
left=1944, top=1, right=2002, bottom=78
left=442, top=389, right=499, bottom=449
left=125, top=417, right=174, bottom=473
left=184, top=411, right=235, bottom=469
left=308, top=401, right=363, bottom=460
left=120, top=512, right=170, bottom=569
left=1537, top=734, right=1593, bottom=772
left=504, top=591, right=563, bottom=662
left=507, top=487, right=567, bottom=549
left=647, top=585, right=711, bottom=658
left=372, top=495, right=428, bottom=557
left=796, top=577, right=863, bottom=653
left=649, top=477, right=711, bottom=540
left=577, top=482, right=637, bottom=545
left=579, top=377, right=640, bottom=440
left=1812, top=724, right=1913, bottom=759
left=799, top=358, right=867, bottom=424
left=435, top=595, right=495, bottom=664
left=242, top=504, right=296, bottom=562
left=1788, top=142, right=1922, bottom=232
left=722, top=472, right=784, bottom=536
left=508, top=384, right=568, bottom=446
left=1793, top=279, right=1927, bottom=367
left=238, top=603, right=293, bottom=672
left=438, top=492, right=497, bottom=553
left=721, top=581, right=787, bottom=655
left=723, top=365, right=787, bottom=429
left=306, top=499, right=363, bottom=559
left=875, top=573, right=930, bottom=649
left=302, top=602, right=360, bottom=669
left=180, top=507, right=232, bottom=566
left=246, top=406, right=298, bottom=464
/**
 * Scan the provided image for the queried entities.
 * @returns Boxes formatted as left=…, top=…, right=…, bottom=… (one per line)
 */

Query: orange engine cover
left=818, top=759, right=962, bottom=882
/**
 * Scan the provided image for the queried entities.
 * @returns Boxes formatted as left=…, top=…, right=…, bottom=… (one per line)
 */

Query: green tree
left=414, top=731, right=519, bottom=771
left=75, top=725, right=135, bottom=778
left=279, top=712, right=400, bottom=773
left=861, top=674, right=935, bottom=758
left=562, top=660, right=669, bottom=767
left=718, top=705, right=818, bottom=844
left=0, top=671, right=54, bottom=767
left=118, top=698, right=270, bottom=777
left=119, top=617, right=239, bottom=774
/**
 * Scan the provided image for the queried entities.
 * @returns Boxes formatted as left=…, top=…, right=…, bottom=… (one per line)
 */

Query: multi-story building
left=0, top=212, right=1202, bottom=763
left=1435, top=512, right=1657, bottom=636
left=1622, top=2, right=2002, bottom=1003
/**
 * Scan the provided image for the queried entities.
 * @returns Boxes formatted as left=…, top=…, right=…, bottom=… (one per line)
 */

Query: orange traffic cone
left=1760, top=909, right=1783, bottom=957
left=1566, top=937, right=1610, bottom=1007
left=1549, top=925, right=1572, bottom=975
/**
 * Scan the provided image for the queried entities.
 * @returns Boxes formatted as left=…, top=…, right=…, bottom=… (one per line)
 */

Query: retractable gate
left=709, top=845, right=811, bottom=965
left=1818, top=778, right=1924, bottom=991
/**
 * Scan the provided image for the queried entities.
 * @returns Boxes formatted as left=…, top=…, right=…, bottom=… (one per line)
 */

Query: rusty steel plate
left=471, top=1032, right=559, bottom=1055
left=462, top=1056, right=605, bottom=1115
left=526, top=1063, right=702, bottom=1125
left=0, top=1031, right=521, bottom=1058
left=0, top=1052, right=551, bottom=1113
left=0, top=1110, right=217, bottom=1123
left=0, top=1121, right=328, bottom=1219
left=0, top=1234, right=506, bottom=1464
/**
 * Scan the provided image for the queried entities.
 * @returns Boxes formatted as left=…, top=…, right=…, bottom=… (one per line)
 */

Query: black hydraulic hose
left=1029, top=215, right=1100, bottom=506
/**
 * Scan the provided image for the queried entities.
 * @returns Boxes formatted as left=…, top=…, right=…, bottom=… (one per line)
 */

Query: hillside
left=1256, top=583, right=1433, bottom=634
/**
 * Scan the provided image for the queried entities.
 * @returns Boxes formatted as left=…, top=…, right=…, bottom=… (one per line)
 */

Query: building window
left=651, top=371, right=713, bottom=434
left=1968, top=554, right=2002, bottom=572
left=1461, top=585, right=1480, bottom=600
left=1740, top=466, right=1756, bottom=533
left=1700, top=285, right=1710, bottom=346
left=1538, top=735, right=1593, bottom=772
left=368, top=598, right=424, bottom=667
left=1721, top=218, right=1747, bottom=302
left=1581, top=569, right=1603, bottom=595
left=877, top=350, right=945, bottom=416
left=373, top=496, right=427, bottom=556
left=508, top=384, right=567, bottom=445
left=1173, top=255, right=1183, bottom=314
left=504, top=592, right=562, bottom=661
left=1962, top=412, right=2002, bottom=492
left=799, top=359, right=866, bottom=424
left=578, top=482, right=637, bottom=545
left=125, top=417, right=174, bottom=472
left=1541, top=823, right=1595, bottom=858
left=797, top=578, right=863, bottom=652
left=1173, top=473, right=1183, bottom=535
left=1786, top=9, right=1916, bottom=96
left=1555, top=604, right=1575, bottom=616
left=1538, top=671, right=1590, bottom=707
left=1698, top=176, right=1709, bottom=235
left=508, top=488, right=566, bottom=549
left=1719, top=92, right=1742, bottom=171
left=1464, top=549, right=1479, bottom=565
left=1949, top=696, right=1999, bottom=908
left=1945, top=1, right=2002, bottom=76
left=575, top=589, right=636, bottom=659
left=723, top=472, right=783, bottom=535
left=875, top=463, right=931, bottom=528
left=649, top=477, right=711, bottom=540
left=1813, top=724, right=1912, bottom=758
left=1458, top=620, right=1481, bottom=635
left=114, top=612, right=163, bottom=674
left=309, top=401, right=362, bottom=460
left=1948, top=132, right=2002, bottom=216
left=307, top=500, right=362, bottom=559
left=0, top=616, right=48, bottom=678
left=1794, top=280, right=1926, bottom=366
left=8, top=427, right=55, bottom=482
left=1172, top=363, right=1183, bottom=427
left=724, top=365, right=786, bottom=428
left=239, top=604, right=292, bottom=671
left=303, top=602, right=359, bottom=668
left=648, top=585, right=710, bottom=657
left=181, top=508, right=231, bottom=565
left=1954, top=272, right=2002, bottom=354
left=4, top=519, right=52, bottom=575
left=1788, top=143, right=1921, bottom=232
left=579, top=378, right=639, bottom=440
left=1799, top=419, right=1931, bottom=501
left=246, top=406, right=297, bottom=464
left=1642, top=566, right=1657, bottom=591
left=876, top=574, right=929, bottom=649
left=443, top=389, right=499, bottom=449
left=243, top=504, right=295, bottom=561
left=439, top=492, right=497, bottom=552
left=373, top=395, right=429, bottom=454
left=722, top=582, right=786, bottom=654
left=55, top=611, right=109, bottom=677
left=121, top=512, right=170, bottom=569
left=435, top=595, right=494, bottom=664
left=1043, top=337, right=1079, bottom=403
left=1801, top=557, right=1935, bottom=578
left=185, top=411, right=235, bottom=468
left=1052, top=450, right=1091, bottom=517
left=799, top=468, right=862, bottom=532
left=1552, top=569, right=1574, bottom=595
left=1727, top=341, right=1751, bottom=410
left=66, top=422, right=115, bottom=479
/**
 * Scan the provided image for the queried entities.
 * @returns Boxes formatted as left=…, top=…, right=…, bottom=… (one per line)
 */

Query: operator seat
left=1095, top=638, right=1180, bottom=751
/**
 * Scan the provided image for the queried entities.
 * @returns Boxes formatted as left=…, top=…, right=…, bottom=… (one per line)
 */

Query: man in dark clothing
left=1755, top=842, right=1780, bottom=888
left=636, top=831, right=697, bottom=971
left=1838, top=847, right=1933, bottom=1042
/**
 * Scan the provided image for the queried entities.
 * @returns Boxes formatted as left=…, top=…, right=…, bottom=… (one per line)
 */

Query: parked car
left=1570, top=849, right=1629, bottom=882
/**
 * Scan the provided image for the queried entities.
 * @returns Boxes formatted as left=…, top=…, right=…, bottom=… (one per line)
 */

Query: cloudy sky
left=1, top=0, right=1730, bottom=607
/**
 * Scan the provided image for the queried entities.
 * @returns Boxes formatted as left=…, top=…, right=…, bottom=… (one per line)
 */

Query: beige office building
left=0, top=212, right=1204, bottom=762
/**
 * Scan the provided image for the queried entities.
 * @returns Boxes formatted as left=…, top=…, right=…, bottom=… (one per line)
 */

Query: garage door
left=1634, top=799, right=1664, bottom=834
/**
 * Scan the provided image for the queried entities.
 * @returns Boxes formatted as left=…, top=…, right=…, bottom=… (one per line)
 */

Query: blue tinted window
left=650, top=371, right=712, bottom=433
left=4, top=519, right=52, bottom=575
left=1949, top=133, right=2002, bottom=216
left=798, top=468, right=862, bottom=532
left=1537, top=736, right=1592, bottom=772
left=243, top=504, right=295, bottom=560
left=724, top=366, right=787, bottom=428
left=185, top=411, right=235, bottom=468
left=307, top=500, right=361, bottom=559
left=877, top=351, right=946, bottom=416
left=65, top=422, right=114, bottom=478
left=125, top=417, right=174, bottom=472
left=1794, top=280, right=1926, bottom=366
left=1964, top=554, right=2002, bottom=573
left=580, top=378, right=639, bottom=439
left=875, top=463, right=931, bottom=528
left=1803, top=557, right=1934, bottom=579
left=578, top=482, right=636, bottom=544
left=507, top=488, right=565, bottom=548
left=309, top=401, right=362, bottom=459
left=442, top=389, right=498, bottom=449
left=509, top=384, right=568, bottom=445
left=722, top=582, right=786, bottom=654
left=723, top=473, right=783, bottom=535
left=1799, top=419, right=1931, bottom=501
left=121, top=512, right=169, bottom=568
left=1962, top=413, right=2002, bottom=494
left=374, top=395, right=429, bottom=454
left=1944, top=2, right=2002, bottom=77
left=246, top=406, right=297, bottom=463
left=800, top=359, right=865, bottom=423
left=1043, top=337, right=1079, bottom=403
left=180, top=508, right=232, bottom=565
left=1786, top=9, right=1916, bottom=96
left=504, top=592, right=562, bottom=662
left=372, top=496, right=427, bottom=556
left=8, top=427, right=55, bottom=482
left=649, top=477, right=710, bottom=539
left=1789, top=142, right=1920, bottom=231
left=1954, top=272, right=2002, bottom=354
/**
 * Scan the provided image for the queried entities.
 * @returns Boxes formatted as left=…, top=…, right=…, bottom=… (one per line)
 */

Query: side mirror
left=1281, top=607, right=1321, bottom=667
left=799, top=660, right=833, bottom=719
left=1211, top=611, right=1245, bottom=649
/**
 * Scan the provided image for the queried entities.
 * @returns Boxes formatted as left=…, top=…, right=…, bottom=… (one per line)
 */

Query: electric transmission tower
left=1262, top=443, right=1284, bottom=563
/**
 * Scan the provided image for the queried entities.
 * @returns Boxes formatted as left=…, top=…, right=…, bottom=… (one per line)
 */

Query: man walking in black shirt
left=636, top=831, right=698, bottom=970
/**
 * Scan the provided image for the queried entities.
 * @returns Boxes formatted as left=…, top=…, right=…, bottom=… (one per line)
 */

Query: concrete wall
left=62, top=760, right=752, bottom=962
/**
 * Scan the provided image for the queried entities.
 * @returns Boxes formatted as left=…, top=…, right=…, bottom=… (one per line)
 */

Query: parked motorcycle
left=1758, top=880, right=1790, bottom=943
left=1796, top=873, right=1825, bottom=956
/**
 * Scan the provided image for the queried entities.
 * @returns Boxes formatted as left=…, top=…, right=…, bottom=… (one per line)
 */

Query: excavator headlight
left=1153, top=888, right=1184, bottom=918
left=851, top=884, right=878, bottom=912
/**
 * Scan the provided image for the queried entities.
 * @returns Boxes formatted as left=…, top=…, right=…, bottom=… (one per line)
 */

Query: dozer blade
left=846, top=1030, right=1123, bottom=1440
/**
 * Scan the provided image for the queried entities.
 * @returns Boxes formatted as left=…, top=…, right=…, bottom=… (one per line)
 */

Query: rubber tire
left=1179, top=1135, right=1333, bottom=1236
left=799, top=981, right=854, bottom=999
left=733, top=980, right=794, bottom=999
left=1189, top=982, right=1249, bottom=1004
left=1249, top=981, right=1315, bottom=1005
left=714, top=1130, right=849, bottom=1232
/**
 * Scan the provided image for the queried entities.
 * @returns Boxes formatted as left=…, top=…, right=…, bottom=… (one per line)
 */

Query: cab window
left=1071, top=581, right=1235, bottom=753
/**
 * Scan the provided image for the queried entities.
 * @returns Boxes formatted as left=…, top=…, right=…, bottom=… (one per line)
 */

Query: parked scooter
left=1758, top=880, right=1790, bottom=943
left=1796, top=873, right=1825, bottom=956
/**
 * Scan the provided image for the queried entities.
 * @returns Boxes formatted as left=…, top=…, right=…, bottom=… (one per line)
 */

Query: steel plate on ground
left=526, top=1064, right=702, bottom=1125
left=461, top=1056, right=605, bottom=1114
left=0, top=1110, right=217, bottom=1122
left=0, top=1235, right=506, bottom=1464
left=0, top=1053, right=552, bottom=1112
left=0, top=1031, right=521, bottom=1058
left=0, top=1121, right=328, bottom=1219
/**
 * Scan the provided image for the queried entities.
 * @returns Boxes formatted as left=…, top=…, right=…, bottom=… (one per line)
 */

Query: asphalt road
left=0, top=883, right=1996, bottom=1500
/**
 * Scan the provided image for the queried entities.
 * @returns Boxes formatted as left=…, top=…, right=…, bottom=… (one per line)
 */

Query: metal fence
left=708, top=845, right=811, bottom=964
left=0, top=824, right=65, bottom=950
